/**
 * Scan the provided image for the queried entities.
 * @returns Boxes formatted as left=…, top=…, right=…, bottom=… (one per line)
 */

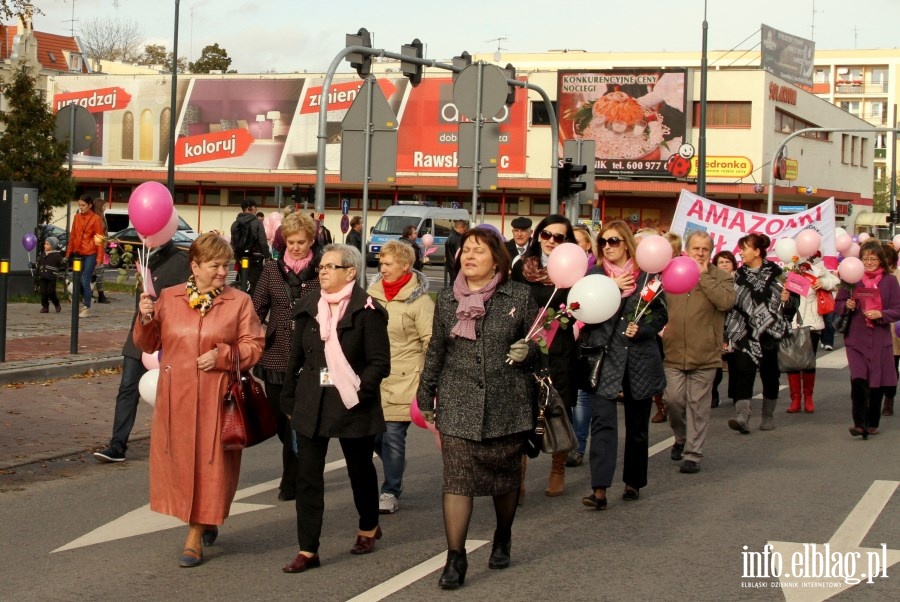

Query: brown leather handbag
left=221, top=346, right=277, bottom=451
left=533, top=370, right=577, bottom=455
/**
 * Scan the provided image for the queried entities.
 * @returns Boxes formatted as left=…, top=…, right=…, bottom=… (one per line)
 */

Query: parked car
left=365, top=205, right=469, bottom=266
left=106, top=227, right=193, bottom=268
left=104, top=207, right=199, bottom=240
left=41, top=224, right=68, bottom=254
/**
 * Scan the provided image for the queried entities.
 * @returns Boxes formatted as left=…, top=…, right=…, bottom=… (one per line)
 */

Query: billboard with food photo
left=558, top=69, right=687, bottom=177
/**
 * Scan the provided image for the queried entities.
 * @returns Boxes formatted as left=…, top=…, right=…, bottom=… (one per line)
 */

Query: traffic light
left=557, top=159, right=587, bottom=199
left=502, top=63, right=517, bottom=106
left=345, top=28, right=372, bottom=79
left=400, top=38, right=424, bottom=86
left=888, top=210, right=898, bottom=224
left=452, top=51, right=471, bottom=82
left=291, top=184, right=300, bottom=204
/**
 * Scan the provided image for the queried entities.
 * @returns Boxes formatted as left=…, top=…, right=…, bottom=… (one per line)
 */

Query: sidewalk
left=1, top=291, right=140, bottom=470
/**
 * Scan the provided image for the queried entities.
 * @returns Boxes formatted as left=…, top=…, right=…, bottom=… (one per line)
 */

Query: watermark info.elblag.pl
left=741, top=544, right=890, bottom=588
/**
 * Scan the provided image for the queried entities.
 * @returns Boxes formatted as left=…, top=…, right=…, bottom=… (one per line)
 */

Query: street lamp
left=697, top=0, right=708, bottom=198
left=167, top=0, right=180, bottom=196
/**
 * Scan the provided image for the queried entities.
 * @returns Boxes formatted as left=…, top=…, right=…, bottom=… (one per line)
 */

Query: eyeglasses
left=861, top=257, right=880, bottom=264
left=539, top=230, right=567, bottom=244
left=597, top=237, right=623, bottom=249
left=315, top=264, right=352, bottom=273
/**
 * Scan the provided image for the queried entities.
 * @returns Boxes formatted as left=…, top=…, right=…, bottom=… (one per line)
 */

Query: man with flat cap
left=506, top=217, right=533, bottom=259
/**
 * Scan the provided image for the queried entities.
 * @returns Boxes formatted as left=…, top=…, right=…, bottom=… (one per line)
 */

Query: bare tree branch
left=79, top=17, right=144, bottom=64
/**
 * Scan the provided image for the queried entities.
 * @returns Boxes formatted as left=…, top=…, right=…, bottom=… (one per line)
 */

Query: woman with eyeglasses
left=835, top=240, right=900, bottom=439
left=579, top=220, right=667, bottom=509
left=511, top=214, right=579, bottom=499
left=251, top=212, right=321, bottom=503
left=280, top=244, right=391, bottom=573
left=725, top=233, right=795, bottom=434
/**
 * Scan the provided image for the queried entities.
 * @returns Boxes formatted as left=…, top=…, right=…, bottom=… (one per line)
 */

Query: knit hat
left=46, top=236, right=60, bottom=250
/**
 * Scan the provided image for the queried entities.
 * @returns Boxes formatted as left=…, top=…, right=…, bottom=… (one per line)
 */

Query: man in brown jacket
left=662, top=231, right=736, bottom=474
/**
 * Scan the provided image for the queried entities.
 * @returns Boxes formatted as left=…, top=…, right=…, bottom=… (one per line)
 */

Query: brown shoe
left=40, top=307, right=49, bottom=313
left=545, top=452, right=566, bottom=497
left=651, top=394, right=667, bottom=423
left=282, top=552, right=321, bottom=573
left=350, top=525, right=382, bottom=554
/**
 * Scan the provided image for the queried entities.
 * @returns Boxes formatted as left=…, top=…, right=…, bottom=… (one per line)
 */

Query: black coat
left=251, top=254, right=320, bottom=382
left=580, top=268, right=667, bottom=400
left=121, top=242, right=191, bottom=360
left=511, top=259, right=578, bottom=408
left=345, top=228, right=363, bottom=252
left=282, top=286, right=391, bottom=438
left=445, top=230, right=463, bottom=280
left=231, top=212, right=271, bottom=259
left=417, top=280, right=538, bottom=441
left=399, top=237, right=424, bottom=271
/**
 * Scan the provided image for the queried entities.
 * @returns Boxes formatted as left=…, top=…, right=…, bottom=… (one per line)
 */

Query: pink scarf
left=316, top=281, right=361, bottom=409
left=602, top=257, right=638, bottom=297
left=451, top=271, right=501, bottom=340
left=283, top=252, right=313, bottom=274
left=861, top=267, right=885, bottom=328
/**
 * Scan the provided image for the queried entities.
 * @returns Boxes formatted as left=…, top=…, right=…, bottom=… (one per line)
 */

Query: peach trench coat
left=134, top=285, right=264, bottom=525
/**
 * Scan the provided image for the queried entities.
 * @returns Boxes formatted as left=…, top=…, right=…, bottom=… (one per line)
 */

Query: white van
left=104, top=207, right=199, bottom=240
left=366, top=205, right=470, bottom=266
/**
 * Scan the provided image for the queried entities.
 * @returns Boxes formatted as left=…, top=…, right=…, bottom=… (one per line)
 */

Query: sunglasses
left=597, top=237, right=623, bottom=249
left=539, top=230, right=567, bottom=244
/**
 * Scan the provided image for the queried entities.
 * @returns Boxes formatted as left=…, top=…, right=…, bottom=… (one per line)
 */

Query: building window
left=531, top=100, right=558, bottom=126
left=691, top=102, right=751, bottom=127
left=851, top=136, right=858, bottom=166
left=68, top=52, right=83, bottom=72
left=841, top=134, right=850, bottom=164
left=775, top=110, right=828, bottom=140
left=121, top=112, right=134, bottom=160
left=861, top=138, right=869, bottom=168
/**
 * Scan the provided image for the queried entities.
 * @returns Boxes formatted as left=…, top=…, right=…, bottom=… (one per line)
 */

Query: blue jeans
left=573, top=390, right=591, bottom=454
left=821, top=311, right=835, bottom=347
left=374, top=421, right=410, bottom=498
left=79, top=254, right=97, bottom=308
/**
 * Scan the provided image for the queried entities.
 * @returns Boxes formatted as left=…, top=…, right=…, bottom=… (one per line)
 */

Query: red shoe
left=282, top=552, right=321, bottom=573
left=350, top=525, right=382, bottom=554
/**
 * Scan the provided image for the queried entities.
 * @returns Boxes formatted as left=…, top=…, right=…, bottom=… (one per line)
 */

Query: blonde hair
left=599, top=220, right=637, bottom=260
left=281, top=212, right=316, bottom=241
left=189, top=232, right=234, bottom=264
left=379, top=240, right=415, bottom=270
left=664, top=231, right=683, bottom=257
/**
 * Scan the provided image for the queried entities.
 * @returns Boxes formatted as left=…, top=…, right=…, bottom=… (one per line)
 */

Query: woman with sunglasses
left=835, top=240, right=900, bottom=438
left=725, top=233, right=795, bottom=434
left=511, top=214, right=579, bottom=498
left=579, top=220, right=667, bottom=509
left=281, top=244, right=391, bottom=573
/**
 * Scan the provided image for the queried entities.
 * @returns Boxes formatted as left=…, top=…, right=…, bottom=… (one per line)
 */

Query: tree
left=0, top=0, right=35, bottom=21
left=137, top=44, right=188, bottom=73
left=0, top=65, right=75, bottom=223
left=189, top=43, right=235, bottom=74
left=79, top=17, right=144, bottom=64
left=873, top=175, right=892, bottom=213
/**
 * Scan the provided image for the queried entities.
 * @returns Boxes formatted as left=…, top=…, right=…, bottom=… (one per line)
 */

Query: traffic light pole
left=316, top=42, right=559, bottom=215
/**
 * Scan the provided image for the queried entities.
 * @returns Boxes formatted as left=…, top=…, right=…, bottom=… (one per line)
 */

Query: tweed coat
left=368, top=271, right=435, bottom=422
left=133, top=285, right=264, bottom=525
left=835, top=272, right=900, bottom=387
left=580, top=268, right=668, bottom=400
left=417, top=279, right=538, bottom=441
left=282, top=286, right=391, bottom=438
left=511, top=259, right=578, bottom=408
left=251, top=255, right=320, bottom=383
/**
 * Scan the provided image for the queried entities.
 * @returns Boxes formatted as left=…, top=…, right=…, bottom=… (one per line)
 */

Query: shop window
left=692, top=102, right=751, bottom=128
left=531, top=100, right=558, bottom=126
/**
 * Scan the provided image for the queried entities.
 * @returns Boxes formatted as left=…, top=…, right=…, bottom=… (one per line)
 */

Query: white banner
left=670, top=190, right=837, bottom=268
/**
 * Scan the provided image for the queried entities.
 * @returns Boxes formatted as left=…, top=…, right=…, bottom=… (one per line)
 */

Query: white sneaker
left=823, top=344, right=833, bottom=351
left=378, top=493, right=399, bottom=514
left=79, top=306, right=90, bottom=318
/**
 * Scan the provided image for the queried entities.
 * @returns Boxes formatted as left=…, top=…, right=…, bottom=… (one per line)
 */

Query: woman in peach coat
left=135, top=233, right=264, bottom=567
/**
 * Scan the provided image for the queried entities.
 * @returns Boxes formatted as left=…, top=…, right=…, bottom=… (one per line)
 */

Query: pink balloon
left=129, top=182, right=174, bottom=237
left=141, top=351, right=160, bottom=370
left=847, top=242, right=861, bottom=258
left=795, top=229, right=821, bottom=257
left=547, top=243, right=589, bottom=288
left=835, top=234, right=852, bottom=253
left=268, top=211, right=283, bottom=227
left=661, top=256, right=701, bottom=294
left=892, top=234, right=900, bottom=251
left=838, top=257, right=865, bottom=284
left=421, top=234, right=435, bottom=248
left=142, top=207, right=179, bottom=248
left=858, top=232, right=871, bottom=243
left=635, top=234, right=673, bottom=274
left=409, top=400, right=427, bottom=429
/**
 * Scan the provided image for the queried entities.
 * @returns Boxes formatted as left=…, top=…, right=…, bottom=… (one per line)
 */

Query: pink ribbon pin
left=365, top=296, right=375, bottom=310
left=508, top=307, right=516, bottom=317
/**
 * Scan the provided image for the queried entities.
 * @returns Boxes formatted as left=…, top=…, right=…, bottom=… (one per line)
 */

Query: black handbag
left=834, top=310, right=853, bottom=335
left=533, top=370, right=577, bottom=455
left=576, top=345, right=606, bottom=392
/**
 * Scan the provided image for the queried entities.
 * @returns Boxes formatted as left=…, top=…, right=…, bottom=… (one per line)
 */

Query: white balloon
left=858, top=232, right=871, bottom=242
left=567, top=274, right=622, bottom=324
left=835, top=227, right=848, bottom=239
left=139, top=368, right=160, bottom=407
left=773, top=238, right=798, bottom=263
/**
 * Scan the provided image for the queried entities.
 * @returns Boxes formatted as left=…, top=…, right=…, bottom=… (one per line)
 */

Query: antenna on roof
left=63, top=0, right=78, bottom=37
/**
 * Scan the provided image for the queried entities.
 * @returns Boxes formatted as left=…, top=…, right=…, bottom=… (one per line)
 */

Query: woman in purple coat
left=835, top=240, right=900, bottom=439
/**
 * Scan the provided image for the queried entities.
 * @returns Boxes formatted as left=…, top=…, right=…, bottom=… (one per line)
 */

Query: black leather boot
left=438, top=549, right=467, bottom=589
left=488, top=539, right=511, bottom=569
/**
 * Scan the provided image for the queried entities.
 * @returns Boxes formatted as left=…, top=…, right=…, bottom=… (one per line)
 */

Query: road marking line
left=53, top=458, right=349, bottom=552
left=829, top=480, right=898, bottom=548
left=346, top=540, right=489, bottom=601
left=649, top=437, right=675, bottom=458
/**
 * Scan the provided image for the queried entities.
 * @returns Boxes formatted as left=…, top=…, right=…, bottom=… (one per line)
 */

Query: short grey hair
left=686, top=230, right=713, bottom=251
left=323, top=243, right=364, bottom=276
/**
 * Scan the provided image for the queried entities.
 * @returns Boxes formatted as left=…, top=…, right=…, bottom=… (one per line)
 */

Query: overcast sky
left=33, top=0, right=900, bottom=74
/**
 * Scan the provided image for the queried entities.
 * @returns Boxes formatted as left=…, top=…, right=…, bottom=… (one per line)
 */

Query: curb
left=0, top=353, right=123, bottom=386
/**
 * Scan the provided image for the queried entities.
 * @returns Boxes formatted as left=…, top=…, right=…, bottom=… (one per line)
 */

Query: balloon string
left=630, top=272, right=652, bottom=322
left=525, top=285, right=559, bottom=341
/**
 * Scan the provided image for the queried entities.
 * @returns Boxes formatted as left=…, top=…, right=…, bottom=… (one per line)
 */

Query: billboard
left=557, top=69, right=687, bottom=177
left=761, top=24, right=815, bottom=87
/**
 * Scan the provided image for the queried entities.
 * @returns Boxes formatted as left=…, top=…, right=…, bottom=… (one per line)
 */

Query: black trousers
left=588, top=378, right=653, bottom=490
left=731, top=346, right=781, bottom=401
left=108, top=355, right=146, bottom=453
left=38, top=278, right=60, bottom=309
left=295, top=433, right=379, bottom=553
left=263, top=381, right=298, bottom=496
left=851, top=378, right=884, bottom=430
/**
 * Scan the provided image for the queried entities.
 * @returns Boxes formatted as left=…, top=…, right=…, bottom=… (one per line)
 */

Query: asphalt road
left=1, top=354, right=898, bottom=601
